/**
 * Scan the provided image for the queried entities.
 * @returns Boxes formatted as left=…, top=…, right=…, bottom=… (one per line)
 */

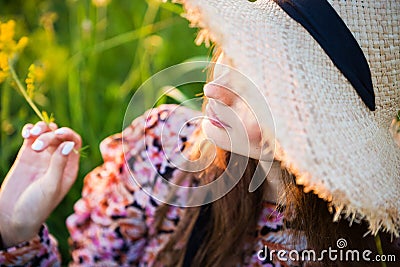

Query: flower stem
left=374, top=234, right=387, bottom=267
left=8, top=59, right=46, bottom=123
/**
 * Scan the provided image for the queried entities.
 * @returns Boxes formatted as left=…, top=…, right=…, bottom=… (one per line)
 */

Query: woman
left=1, top=0, right=399, bottom=266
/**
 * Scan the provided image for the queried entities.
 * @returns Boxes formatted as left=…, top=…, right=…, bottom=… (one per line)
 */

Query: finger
left=53, top=127, right=82, bottom=148
left=31, top=128, right=81, bottom=152
left=22, top=122, right=58, bottom=148
left=48, top=122, right=58, bottom=131
left=20, top=124, right=45, bottom=153
left=29, top=121, right=57, bottom=137
left=42, top=141, right=76, bottom=197
left=21, top=124, right=36, bottom=148
left=58, top=145, right=81, bottom=204
left=21, top=124, right=34, bottom=139
left=11, top=141, right=77, bottom=234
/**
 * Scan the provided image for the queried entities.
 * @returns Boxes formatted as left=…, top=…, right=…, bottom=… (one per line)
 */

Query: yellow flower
left=0, top=52, right=8, bottom=70
left=0, top=52, right=9, bottom=83
left=0, top=20, right=16, bottom=45
left=0, top=71, right=7, bottom=84
left=16, top=36, right=29, bottom=52
left=0, top=20, right=29, bottom=84
left=26, top=64, right=35, bottom=97
left=25, top=64, right=45, bottom=98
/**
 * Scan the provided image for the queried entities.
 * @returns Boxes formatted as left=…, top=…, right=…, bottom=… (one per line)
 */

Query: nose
left=203, top=82, right=237, bottom=107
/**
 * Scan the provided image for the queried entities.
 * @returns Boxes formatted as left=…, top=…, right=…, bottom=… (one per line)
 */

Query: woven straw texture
left=179, top=0, right=400, bottom=236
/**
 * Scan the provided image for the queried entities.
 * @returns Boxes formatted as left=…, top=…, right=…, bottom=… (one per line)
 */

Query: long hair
left=151, top=47, right=398, bottom=266
left=153, top=135, right=265, bottom=266
left=282, top=171, right=399, bottom=267
left=152, top=47, right=265, bottom=266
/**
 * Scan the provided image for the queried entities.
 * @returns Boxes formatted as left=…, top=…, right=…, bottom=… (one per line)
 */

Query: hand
left=0, top=121, right=81, bottom=248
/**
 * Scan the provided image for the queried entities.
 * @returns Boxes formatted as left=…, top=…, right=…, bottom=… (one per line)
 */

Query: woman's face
left=202, top=53, right=269, bottom=160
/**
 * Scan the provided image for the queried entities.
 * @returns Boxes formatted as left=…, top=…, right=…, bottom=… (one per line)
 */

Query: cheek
left=238, top=107, right=263, bottom=145
left=245, top=121, right=263, bottom=145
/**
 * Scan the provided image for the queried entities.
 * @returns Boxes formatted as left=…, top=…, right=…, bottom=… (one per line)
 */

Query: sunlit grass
left=0, top=0, right=207, bottom=263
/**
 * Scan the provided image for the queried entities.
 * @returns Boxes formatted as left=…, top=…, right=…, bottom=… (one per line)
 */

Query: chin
left=201, top=120, right=231, bottom=151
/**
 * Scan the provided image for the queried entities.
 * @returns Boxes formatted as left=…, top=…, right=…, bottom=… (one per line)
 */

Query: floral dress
left=0, top=104, right=306, bottom=266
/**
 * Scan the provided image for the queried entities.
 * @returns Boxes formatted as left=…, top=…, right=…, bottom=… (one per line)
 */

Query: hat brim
left=180, top=0, right=400, bottom=235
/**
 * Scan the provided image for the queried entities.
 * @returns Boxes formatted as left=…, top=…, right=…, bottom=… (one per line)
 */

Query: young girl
left=1, top=0, right=399, bottom=266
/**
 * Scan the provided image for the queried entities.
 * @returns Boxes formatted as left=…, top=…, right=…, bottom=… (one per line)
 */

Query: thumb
left=9, top=142, right=77, bottom=241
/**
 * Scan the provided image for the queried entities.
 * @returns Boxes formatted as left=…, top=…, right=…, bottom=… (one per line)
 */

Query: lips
left=205, top=102, right=231, bottom=129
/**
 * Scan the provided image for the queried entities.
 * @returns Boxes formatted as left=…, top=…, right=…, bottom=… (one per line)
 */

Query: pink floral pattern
left=0, top=225, right=60, bottom=267
left=0, top=104, right=306, bottom=266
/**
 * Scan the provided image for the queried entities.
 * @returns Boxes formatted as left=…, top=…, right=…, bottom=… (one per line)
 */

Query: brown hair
left=151, top=47, right=397, bottom=266
left=282, top=170, right=398, bottom=267
left=152, top=47, right=265, bottom=266
left=153, top=141, right=265, bottom=266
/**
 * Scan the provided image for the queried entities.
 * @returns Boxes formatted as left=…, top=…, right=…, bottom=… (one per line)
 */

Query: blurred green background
left=0, top=0, right=208, bottom=263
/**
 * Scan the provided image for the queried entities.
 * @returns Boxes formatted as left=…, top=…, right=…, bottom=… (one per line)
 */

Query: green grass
left=0, top=0, right=208, bottom=263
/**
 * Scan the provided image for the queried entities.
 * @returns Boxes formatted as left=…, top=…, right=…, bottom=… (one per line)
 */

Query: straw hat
left=178, top=0, right=400, bottom=236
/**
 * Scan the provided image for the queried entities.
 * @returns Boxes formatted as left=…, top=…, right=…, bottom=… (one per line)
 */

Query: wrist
left=0, top=218, right=39, bottom=249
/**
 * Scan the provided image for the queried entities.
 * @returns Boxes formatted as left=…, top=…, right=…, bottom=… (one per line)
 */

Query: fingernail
left=32, top=140, right=44, bottom=151
left=62, top=141, right=75, bottom=156
left=22, top=128, right=30, bottom=138
left=30, top=125, right=41, bottom=135
left=55, top=128, right=66, bottom=135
